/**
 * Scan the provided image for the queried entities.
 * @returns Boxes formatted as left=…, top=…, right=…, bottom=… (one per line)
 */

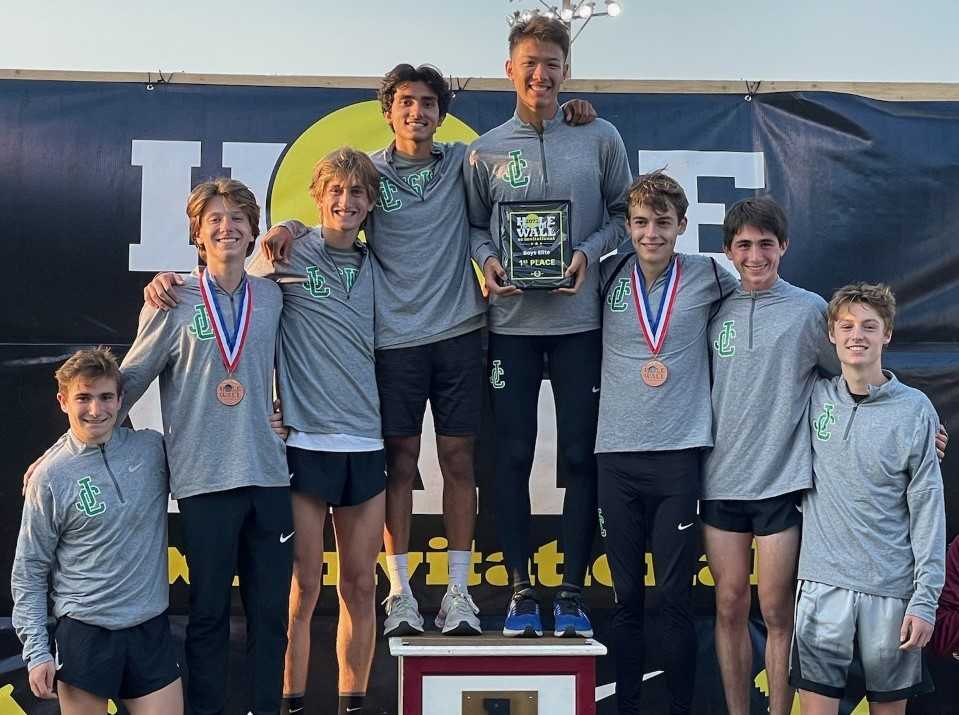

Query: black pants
left=488, top=330, right=601, bottom=589
left=178, top=485, right=293, bottom=715
left=597, top=450, right=701, bottom=715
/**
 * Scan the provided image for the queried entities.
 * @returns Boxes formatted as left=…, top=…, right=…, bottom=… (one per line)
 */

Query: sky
left=4, top=0, right=959, bottom=83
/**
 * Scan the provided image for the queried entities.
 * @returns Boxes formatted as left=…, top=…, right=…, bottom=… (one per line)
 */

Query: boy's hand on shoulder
left=144, top=272, right=185, bottom=311
left=561, top=99, right=597, bottom=126
left=899, top=614, right=934, bottom=651
left=936, top=423, right=948, bottom=462
left=28, top=660, right=57, bottom=699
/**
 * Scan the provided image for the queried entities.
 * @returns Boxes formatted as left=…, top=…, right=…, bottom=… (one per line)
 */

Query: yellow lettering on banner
left=484, top=552, right=509, bottom=586
left=426, top=537, right=450, bottom=585
left=696, top=554, right=714, bottom=586
left=753, top=671, right=801, bottom=714
left=751, top=539, right=759, bottom=585
left=533, top=540, right=563, bottom=587
left=850, top=698, right=870, bottom=714
left=108, top=700, right=118, bottom=714
left=470, top=546, right=483, bottom=587
left=324, top=550, right=339, bottom=587
left=645, top=552, right=656, bottom=586
left=168, top=547, right=190, bottom=585
left=590, top=554, right=612, bottom=587
left=0, top=684, right=28, bottom=715
left=374, top=551, right=425, bottom=586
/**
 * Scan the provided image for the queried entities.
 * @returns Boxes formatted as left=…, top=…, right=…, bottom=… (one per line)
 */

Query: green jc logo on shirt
left=607, top=278, right=630, bottom=312
left=188, top=305, right=215, bottom=341
left=75, top=477, right=106, bottom=517
left=304, top=266, right=332, bottom=299
left=376, top=178, right=403, bottom=212
left=489, top=359, right=506, bottom=389
left=503, top=149, right=530, bottom=189
left=714, top=320, right=736, bottom=358
left=814, top=402, right=837, bottom=441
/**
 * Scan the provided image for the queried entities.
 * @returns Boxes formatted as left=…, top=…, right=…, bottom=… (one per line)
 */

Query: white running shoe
left=435, top=584, right=482, bottom=635
left=383, top=593, right=425, bottom=637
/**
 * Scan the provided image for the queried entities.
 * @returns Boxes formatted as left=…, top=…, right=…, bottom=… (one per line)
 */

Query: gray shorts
left=789, top=580, right=933, bottom=702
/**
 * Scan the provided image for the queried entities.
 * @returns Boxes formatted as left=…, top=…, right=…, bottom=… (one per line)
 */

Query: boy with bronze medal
left=120, top=179, right=293, bottom=715
left=595, top=172, right=737, bottom=715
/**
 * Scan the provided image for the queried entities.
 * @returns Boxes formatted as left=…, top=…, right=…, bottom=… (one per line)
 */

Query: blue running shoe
left=503, top=587, right=543, bottom=637
left=553, top=590, right=593, bottom=637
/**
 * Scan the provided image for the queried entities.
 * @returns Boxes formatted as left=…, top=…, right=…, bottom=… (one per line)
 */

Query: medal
left=641, top=359, right=668, bottom=387
left=216, top=378, right=245, bottom=406
left=199, top=269, right=253, bottom=407
left=631, top=256, right=682, bottom=388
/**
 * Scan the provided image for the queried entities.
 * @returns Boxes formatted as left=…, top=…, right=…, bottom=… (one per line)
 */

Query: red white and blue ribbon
left=199, top=268, right=253, bottom=373
left=630, top=255, right=682, bottom=356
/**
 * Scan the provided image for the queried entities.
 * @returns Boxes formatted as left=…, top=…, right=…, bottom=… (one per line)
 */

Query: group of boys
left=11, top=13, right=951, bottom=715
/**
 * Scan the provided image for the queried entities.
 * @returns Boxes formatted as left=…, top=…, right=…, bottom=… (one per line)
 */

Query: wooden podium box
left=389, top=634, right=607, bottom=715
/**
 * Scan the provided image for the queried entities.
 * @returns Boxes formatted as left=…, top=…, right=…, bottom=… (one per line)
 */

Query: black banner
left=1, top=77, right=957, bottom=714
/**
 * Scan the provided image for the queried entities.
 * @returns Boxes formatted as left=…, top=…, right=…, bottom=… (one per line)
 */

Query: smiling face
left=725, top=224, right=787, bottom=291
left=58, top=375, right=121, bottom=445
left=319, top=172, right=373, bottom=233
left=627, top=201, right=687, bottom=268
left=385, top=80, right=443, bottom=144
left=829, top=301, right=892, bottom=371
left=193, top=195, right=256, bottom=265
left=506, top=37, right=567, bottom=118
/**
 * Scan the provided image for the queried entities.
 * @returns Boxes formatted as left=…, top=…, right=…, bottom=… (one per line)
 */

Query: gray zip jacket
left=596, top=252, right=739, bottom=453
left=12, top=428, right=169, bottom=670
left=278, top=142, right=487, bottom=350
left=247, top=230, right=380, bottom=438
left=465, top=112, right=631, bottom=335
left=799, top=372, right=946, bottom=624
left=120, top=272, right=288, bottom=499
left=703, top=279, right=840, bottom=499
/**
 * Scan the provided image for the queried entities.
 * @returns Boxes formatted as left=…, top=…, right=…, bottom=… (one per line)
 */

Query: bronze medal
left=641, top=359, right=668, bottom=387
left=217, top=378, right=245, bottom=406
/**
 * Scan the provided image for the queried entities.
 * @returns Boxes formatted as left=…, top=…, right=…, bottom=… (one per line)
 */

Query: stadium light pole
left=506, top=0, right=624, bottom=77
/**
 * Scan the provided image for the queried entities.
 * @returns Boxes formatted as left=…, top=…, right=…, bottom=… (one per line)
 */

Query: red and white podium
left=389, top=634, right=607, bottom=715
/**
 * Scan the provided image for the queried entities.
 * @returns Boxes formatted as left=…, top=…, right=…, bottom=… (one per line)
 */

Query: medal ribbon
left=199, top=268, right=253, bottom=373
left=630, top=255, right=682, bottom=356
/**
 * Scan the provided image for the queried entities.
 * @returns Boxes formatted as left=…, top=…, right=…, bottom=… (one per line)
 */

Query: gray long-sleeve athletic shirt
left=247, top=230, right=380, bottom=439
left=798, top=373, right=946, bottom=625
left=465, top=112, right=631, bottom=335
left=12, top=428, right=169, bottom=671
left=703, top=279, right=840, bottom=500
left=120, top=272, right=288, bottom=500
left=278, top=142, right=487, bottom=351
left=596, top=252, right=739, bottom=453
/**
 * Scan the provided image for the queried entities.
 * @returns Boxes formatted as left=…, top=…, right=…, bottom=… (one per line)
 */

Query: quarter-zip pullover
left=12, top=428, right=169, bottom=670
left=799, top=372, right=945, bottom=625
left=465, top=112, right=631, bottom=335
left=596, top=252, right=739, bottom=453
left=247, top=230, right=380, bottom=439
left=120, top=272, right=288, bottom=499
left=703, top=279, right=840, bottom=499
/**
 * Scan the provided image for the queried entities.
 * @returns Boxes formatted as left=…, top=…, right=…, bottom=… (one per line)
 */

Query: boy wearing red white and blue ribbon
left=596, top=171, right=738, bottom=715
left=120, top=179, right=292, bottom=715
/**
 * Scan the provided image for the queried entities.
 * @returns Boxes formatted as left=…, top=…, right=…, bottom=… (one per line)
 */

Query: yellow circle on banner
left=268, top=100, right=480, bottom=228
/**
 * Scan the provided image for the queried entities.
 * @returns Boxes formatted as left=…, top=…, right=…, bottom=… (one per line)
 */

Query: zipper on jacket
left=748, top=293, right=757, bottom=350
left=842, top=402, right=860, bottom=441
left=99, top=445, right=126, bottom=503
left=537, top=131, right=549, bottom=192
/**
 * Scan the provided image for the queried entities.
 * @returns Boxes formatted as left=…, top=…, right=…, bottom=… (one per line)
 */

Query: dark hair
left=378, top=64, right=453, bottom=119
left=722, top=196, right=788, bottom=249
left=508, top=15, right=570, bottom=61
left=627, top=170, right=689, bottom=220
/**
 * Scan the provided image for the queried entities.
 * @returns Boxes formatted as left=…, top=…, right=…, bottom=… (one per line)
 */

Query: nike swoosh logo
left=280, top=531, right=295, bottom=543
left=591, top=386, right=600, bottom=393
left=289, top=708, right=304, bottom=713
left=128, top=462, right=143, bottom=472
left=678, top=522, right=694, bottom=531
left=288, top=473, right=294, bottom=481
left=54, top=640, right=63, bottom=671
left=346, top=709, right=362, bottom=713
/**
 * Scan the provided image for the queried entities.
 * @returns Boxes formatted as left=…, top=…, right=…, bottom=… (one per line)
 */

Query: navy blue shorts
left=700, top=491, right=803, bottom=536
left=287, top=447, right=386, bottom=507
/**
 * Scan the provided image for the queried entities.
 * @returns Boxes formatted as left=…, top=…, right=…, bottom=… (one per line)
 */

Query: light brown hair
left=508, top=15, right=570, bottom=61
left=308, top=147, right=379, bottom=210
left=55, top=347, right=124, bottom=395
left=827, top=282, right=897, bottom=334
left=186, top=178, right=260, bottom=259
left=627, top=170, right=690, bottom=221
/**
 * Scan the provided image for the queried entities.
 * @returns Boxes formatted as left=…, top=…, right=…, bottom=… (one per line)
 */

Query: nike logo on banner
left=280, top=532, right=295, bottom=543
left=591, top=386, right=600, bottom=393
left=678, top=522, right=694, bottom=531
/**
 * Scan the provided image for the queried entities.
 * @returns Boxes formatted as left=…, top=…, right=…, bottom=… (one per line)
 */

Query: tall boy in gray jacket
left=790, top=283, right=946, bottom=714
left=12, top=347, right=182, bottom=713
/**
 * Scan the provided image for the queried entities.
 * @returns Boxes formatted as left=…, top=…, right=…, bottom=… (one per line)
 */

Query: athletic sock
left=338, top=693, right=365, bottom=714
left=448, top=550, right=472, bottom=591
left=280, top=694, right=305, bottom=715
left=385, top=553, right=413, bottom=597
